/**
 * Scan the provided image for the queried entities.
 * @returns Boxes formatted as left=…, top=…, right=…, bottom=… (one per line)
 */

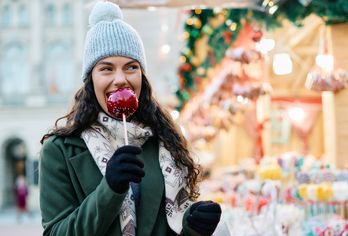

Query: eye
left=125, top=64, right=140, bottom=71
left=99, top=66, right=113, bottom=72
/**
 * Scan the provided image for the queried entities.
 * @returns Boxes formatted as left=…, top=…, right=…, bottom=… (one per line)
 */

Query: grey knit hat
left=82, top=1, right=147, bottom=80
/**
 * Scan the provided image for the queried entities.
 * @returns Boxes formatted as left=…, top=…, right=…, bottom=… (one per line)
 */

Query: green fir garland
left=176, top=0, right=348, bottom=109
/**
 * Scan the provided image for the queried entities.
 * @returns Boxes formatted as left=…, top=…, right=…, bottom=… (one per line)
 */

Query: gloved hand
left=105, top=145, right=144, bottom=194
left=187, top=201, right=222, bottom=236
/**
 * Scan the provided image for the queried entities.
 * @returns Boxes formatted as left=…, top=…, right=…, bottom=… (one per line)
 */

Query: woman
left=15, top=175, right=29, bottom=222
left=39, top=2, right=221, bottom=236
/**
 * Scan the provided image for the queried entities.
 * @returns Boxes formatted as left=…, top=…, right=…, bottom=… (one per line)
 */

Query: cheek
left=136, top=81, right=142, bottom=98
left=132, top=74, right=142, bottom=98
left=96, top=90, right=106, bottom=108
left=92, top=79, right=108, bottom=111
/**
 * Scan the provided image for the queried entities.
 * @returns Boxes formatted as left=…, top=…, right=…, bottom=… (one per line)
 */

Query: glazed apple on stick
left=106, top=87, right=138, bottom=145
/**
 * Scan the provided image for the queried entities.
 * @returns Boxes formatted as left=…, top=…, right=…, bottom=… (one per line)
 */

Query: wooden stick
left=122, top=113, right=128, bottom=145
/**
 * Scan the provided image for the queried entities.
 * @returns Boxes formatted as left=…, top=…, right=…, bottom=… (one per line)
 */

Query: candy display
left=305, top=67, right=347, bottom=93
left=198, top=151, right=348, bottom=235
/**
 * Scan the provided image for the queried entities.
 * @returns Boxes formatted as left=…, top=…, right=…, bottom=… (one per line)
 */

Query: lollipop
left=107, top=87, right=138, bottom=144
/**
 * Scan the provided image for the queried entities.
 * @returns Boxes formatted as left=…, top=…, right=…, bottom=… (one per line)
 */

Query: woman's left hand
left=186, top=200, right=221, bottom=236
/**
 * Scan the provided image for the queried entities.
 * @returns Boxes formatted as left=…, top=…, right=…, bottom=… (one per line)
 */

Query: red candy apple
left=106, top=88, right=138, bottom=120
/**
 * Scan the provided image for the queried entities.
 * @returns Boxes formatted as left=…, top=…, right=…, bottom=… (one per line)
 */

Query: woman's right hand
left=105, top=145, right=144, bottom=193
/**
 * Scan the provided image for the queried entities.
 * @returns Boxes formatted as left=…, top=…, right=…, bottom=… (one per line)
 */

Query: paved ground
left=0, top=208, right=231, bottom=235
left=0, top=208, right=43, bottom=235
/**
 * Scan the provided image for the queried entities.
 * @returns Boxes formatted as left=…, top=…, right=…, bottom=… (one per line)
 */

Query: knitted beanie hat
left=82, top=1, right=147, bottom=80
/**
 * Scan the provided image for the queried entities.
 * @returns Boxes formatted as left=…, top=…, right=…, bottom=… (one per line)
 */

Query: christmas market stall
left=174, top=1, right=348, bottom=235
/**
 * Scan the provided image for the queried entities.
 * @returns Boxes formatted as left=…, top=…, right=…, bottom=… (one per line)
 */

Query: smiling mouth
left=106, top=87, right=133, bottom=97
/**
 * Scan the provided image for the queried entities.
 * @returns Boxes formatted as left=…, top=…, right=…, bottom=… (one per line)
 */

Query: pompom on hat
left=82, top=1, right=147, bottom=80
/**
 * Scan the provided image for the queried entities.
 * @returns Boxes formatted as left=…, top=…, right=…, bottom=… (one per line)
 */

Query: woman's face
left=91, top=56, right=142, bottom=117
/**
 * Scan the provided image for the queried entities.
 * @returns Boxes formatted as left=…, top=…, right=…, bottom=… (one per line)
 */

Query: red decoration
left=251, top=29, right=263, bottom=42
left=255, top=118, right=269, bottom=163
left=223, top=31, right=233, bottom=45
left=106, top=88, right=138, bottom=120
left=178, top=76, right=185, bottom=89
left=178, top=63, right=192, bottom=73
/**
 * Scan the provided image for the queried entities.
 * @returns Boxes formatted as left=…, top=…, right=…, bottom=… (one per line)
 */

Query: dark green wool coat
left=39, top=135, right=199, bottom=236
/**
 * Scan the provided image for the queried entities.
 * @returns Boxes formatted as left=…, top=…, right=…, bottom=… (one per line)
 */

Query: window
left=0, top=43, right=30, bottom=97
left=18, top=5, right=29, bottom=27
left=1, top=5, right=11, bottom=27
left=44, top=42, right=74, bottom=96
left=62, top=3, right=72, bottom=26
left=46, top=4, right=56, bottom=26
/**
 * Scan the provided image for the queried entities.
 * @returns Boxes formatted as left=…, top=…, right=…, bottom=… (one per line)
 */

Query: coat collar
left=63, top=135, right=103, bottom=197
left=68, top=145, right=102, bottom=197
left=64, top=136, right=88, bottom=149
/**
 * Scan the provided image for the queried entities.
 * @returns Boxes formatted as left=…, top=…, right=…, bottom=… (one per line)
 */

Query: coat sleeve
left=39, top=138, right=126, bottom=236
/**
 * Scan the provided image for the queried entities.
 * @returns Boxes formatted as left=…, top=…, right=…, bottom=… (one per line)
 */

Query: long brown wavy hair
left=41, top=73, right=200, bottom=199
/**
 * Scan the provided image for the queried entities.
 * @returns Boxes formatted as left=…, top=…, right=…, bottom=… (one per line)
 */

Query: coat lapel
left=137, top=138, right=164, bottom=235
left=65, top=137, right=103, bottom=197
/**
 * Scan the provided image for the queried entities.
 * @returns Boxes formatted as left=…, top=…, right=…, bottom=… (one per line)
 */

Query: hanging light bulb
left=315, top=54, right=334, bottom=72
left=256, top=38, right=275, bottom=54
left=161, top=44, right=171, bottom=54
left=268, top=5, right=279, bottom=15
left=260, top=0, right=281, bottom=15
left=288, top=106, right=305, bottom=124
left=273, top=53, right=293, bottom=75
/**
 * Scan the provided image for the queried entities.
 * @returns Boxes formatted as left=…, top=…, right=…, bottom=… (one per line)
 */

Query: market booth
left=123, top=0, right=348, bottom=234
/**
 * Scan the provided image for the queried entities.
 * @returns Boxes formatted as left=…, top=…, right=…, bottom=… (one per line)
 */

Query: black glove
left=105, top=145, right=144, bottom=194
left=187, top=201, right=222, bottom=236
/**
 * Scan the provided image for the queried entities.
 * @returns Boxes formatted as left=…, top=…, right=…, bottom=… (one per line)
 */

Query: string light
left=268, top=5, right=279, bottom=15
left=229, top=22, right=237, bottom=31
left=161, top=44, right=171, bottom=54
left=261, top=0, right=282, bottom=15
left=193, top=18, right=202, bottom=28
left=262, top=0, right=271, bottom=7
left=225, top=19, right=233, bottom=26
left=186, top=18, right=194, bottom=26
left=194, top=9, right=202, bottom=15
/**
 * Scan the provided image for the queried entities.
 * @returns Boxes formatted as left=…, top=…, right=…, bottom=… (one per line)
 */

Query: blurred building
left=0, top=0, right=88, bottom=210
left=0, top=0, right=182, bottom=210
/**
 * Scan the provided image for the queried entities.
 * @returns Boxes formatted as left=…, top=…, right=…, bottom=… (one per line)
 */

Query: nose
left=112, top=70, right=127, bottom=88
